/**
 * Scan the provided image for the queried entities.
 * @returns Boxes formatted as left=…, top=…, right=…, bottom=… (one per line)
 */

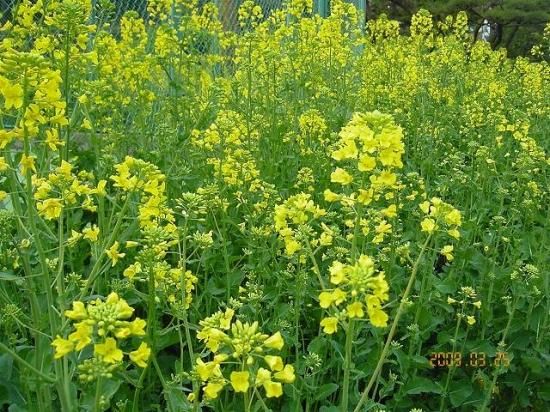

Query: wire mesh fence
left=97, top=0, right=367, bottom=28
left=1, top=1, right=368, bottom=30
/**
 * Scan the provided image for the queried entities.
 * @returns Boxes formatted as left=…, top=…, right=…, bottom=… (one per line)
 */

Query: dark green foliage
left=367, top=0, right=550, bottom=56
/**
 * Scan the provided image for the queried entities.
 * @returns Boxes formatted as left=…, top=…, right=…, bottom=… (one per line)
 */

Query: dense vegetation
left=0, top=1, right=548, bottom=411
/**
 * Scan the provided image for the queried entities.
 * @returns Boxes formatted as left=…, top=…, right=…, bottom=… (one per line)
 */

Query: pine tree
left=367, top=0, right=550, bottom=56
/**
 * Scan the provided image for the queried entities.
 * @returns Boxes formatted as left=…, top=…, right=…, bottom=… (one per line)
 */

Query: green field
left=0, top=1, right=548, bottom=411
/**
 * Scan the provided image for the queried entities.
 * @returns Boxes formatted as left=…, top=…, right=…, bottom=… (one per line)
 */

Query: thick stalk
left=354, top=235, right=431, bottom=412
left=341, top=320, right=355, bottom=411
left=0, top=342, right=56, bottom=383
left=439, top=305, right=464, bottom=412
left=478, top=298, right=516, bottom=412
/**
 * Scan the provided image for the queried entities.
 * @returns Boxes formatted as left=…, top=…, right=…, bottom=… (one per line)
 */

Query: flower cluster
left=274, top=193, right=328, bottom=257
left=447, top=287, right=482, bottom=326
left=193, top=308, right=295, bottom=401
left=325, top=111, right=406, bottom=245
left=419, top=197, right=462, bottom=239
left=319, top=255, right=389, bottom=333
left=191, top=111, right=264, bottom=192
left=52, top=293, right=150, bottom=381
left=32, top=160, right=102, bottom=220
left=0, top=50, right=67, bottom=152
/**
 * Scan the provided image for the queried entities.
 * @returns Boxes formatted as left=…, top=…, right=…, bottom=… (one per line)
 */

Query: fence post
left=217, top=0, right=239, bottom=31
left=314, top=0, right=329, bottom=17
left=354, top=0, right=367, bottom=26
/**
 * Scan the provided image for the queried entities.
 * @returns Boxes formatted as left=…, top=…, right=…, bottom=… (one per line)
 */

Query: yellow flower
left=106, top=241, right=125, bottom=266
left=68, top=322, right=93, bottom=351
left=473, top=301, right=482, bottom=309
left=441, top=245, right=454, bottom=262
left=447, top=297, right=457, bottom=304
left=83, top=225, right=100, bottom=242
left=330, top=168, right=353, bottom=185
left=45, top=128, right=63, bottom=151
left=448, top=228, right=460, bottom=239
left=123, top=262, right=142, bottom=280
left=1, top=82, right=24, bottom=109
left=374, top=170, right=397, bottom=187
left=358, top=154, right=376, bottom=171
left=366, top=295, right=388, bottom=327
left=264, top=355, right=284, bottom=372
left=420, top=218, right=436, bottom=234
left=332, top=140, right=358, bottom=160
left=94, top=337, right=123, bottom=364
left=52, top=336, right=74, bottom=359
left=130, top=342, right=151, bottom=368
left=0, top=156, right=8, bottom=171
left=285, top=238, right=301, bottom=255
left=19, top=154, right=36, bottom=175
left=264, top=332, right=284, bottom=350
left=444, top=209, right=462, bottom=226
left=274, top=364, right=295, bottom=383
left=64, top=301, right=88, bottom=320
left=0, top=191, right=6, bottom=201
left=466, top=316, right=476, bottom=326
left=106, top=292, right=134, bottom=318
left=230, top=371, right=250, bottom=392
left=263, top=380, right=283, bottom=398
left=347, top=301, right=364, bottom=318
left=320, top=317, right=338, bottom=334
left=255, top=368, right=272, bottom=386
left=368, top=307, right=389, bottom=328
left=129, top=318, right=147, bottom=336
left=36, top=198, right=63, bottom=220
left=332, top=288, right=347, bottom=305
left=319, top=291, right=334, bottom=308
left=67, top=230, right=82, bottom=247
left=203, top=382, right=225, bottom=399
left=329, top=261, right=346, bottom=285
left=358, top=188, right=373, bottom=205
left=196, top=359, right=221, bottom=381
left=324, top=188, right=341, bottom=202
left=95, top=180, right=107, bottom=197
left=419, top=201, right=431, bottom=214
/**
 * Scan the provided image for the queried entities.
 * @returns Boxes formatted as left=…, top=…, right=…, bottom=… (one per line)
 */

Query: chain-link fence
left=0, top=0, right=368, bottom=30
left=100, top=0, right=367, bottom=28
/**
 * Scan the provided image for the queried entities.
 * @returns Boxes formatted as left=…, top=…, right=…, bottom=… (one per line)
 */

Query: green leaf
left=403, top=377, right=442, bottom=395
left=449, top=381, right=473, bottom=407
left=0, top=272, right=19, bottom=282
left=314, top=383, right=339, bottom=401
left=319, top=406, right=340, bottom=412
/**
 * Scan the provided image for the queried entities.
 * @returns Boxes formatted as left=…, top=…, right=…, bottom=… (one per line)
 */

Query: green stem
left=439, top=306, right=464, bottom=412
left=77, top=196, right=131, bottom=302
left=354, top=235, right=431, bottom=412
left=94, top=377, right=102, bottom=412
left=478, top=298, right=516, bottom=412
left=0, top=342, right=56, bottom=383
left=341, top=319, right=355, bottom=411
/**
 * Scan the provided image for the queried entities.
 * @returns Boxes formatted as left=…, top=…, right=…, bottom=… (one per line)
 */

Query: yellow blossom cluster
left=52, top=293, right=150, bottom=380
left=194, top=308, right=295, bottom=400
left=110, top=157, right=200, bottom=309
left=419, top=197, right=462, bottom=238
left=32, top=160, right=102, bottom=220
left=319, top=255, right=389, bottom=333
left=447, top=287, right=482, bottom=326
left=325, top=111, right=406, bottom=245
left=191, top=111, right=264, bottom=192
left=0, top=51, right=67, bottom=151
left=274, top=193, right=328, bottom=257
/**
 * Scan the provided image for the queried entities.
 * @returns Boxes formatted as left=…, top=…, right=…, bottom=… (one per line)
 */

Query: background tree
left=367, top=0, right=550, bottom=56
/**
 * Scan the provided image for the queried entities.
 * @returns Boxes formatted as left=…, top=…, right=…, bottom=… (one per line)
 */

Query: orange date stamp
left=428, top=352, right=510, bottom=368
